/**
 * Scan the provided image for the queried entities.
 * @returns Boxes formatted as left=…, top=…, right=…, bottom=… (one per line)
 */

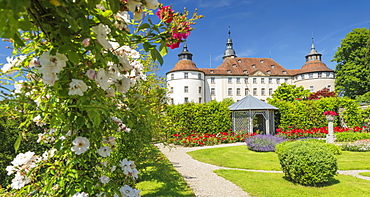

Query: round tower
left=166, top=43, right=205, bottom=104
left=223, top=27, right=237, bottom=60
left=293, top=37, right=335, bottom=92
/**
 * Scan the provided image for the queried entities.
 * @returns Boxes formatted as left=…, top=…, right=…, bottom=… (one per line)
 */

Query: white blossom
left=117, top=11, right=131, bottom=24
left=71, top=137, right=90, bottom=155
left=39, top=51, right=68, bottom=74
left=100, top=175, right=110, bottom=184
left=119, top=159, right=137, bottom=176
left=117, top=54, right=132, bottom=71
left=115, top=77, right=131, bottom=93
left=11, top=172, right=31, bottom=190
left=127, top=0, right=142, bottom=12
left=1, top=55, right=27, bottom=74
left=97, top=146, right=112, bottom=157
left=11, top=151, right=36, bottom=167
left=72, top=192, right=89, bottom=197
left=14, top=80, right=24, bottom=94
left=145, top=0, right=159, bottom=9
left=33, top=115, right=46, bottom=127
left=92, top=24, right=112, bottom=49
left=95, top=68, right=110, bottom=90
left=68, top=79, right=88, bottom=96
left=106, top=88, right=115, bottom=97
left=133, top=10, right=143, bottom=21
left=119, top=185, right=141, bottom=197
left=6, top=165, right=16, bottom=175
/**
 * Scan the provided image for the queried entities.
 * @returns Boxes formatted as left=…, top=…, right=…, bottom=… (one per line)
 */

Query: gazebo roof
left=229, top=95, right=279, bottom=111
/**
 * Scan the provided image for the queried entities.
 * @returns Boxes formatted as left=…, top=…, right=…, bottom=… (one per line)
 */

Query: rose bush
left=0, top=0, right=202, bottom=196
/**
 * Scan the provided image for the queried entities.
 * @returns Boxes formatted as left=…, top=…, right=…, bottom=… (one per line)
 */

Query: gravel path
left=156, top=142, right=370, bottom=197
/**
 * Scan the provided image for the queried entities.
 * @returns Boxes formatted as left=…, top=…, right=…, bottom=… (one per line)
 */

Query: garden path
left=157, top=142, right=370, bottom=197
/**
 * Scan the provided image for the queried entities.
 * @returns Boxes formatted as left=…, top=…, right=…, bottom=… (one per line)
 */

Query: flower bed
left=276, top=126, right=366, bottom=139
left=171, top=131, right=256, bottom=147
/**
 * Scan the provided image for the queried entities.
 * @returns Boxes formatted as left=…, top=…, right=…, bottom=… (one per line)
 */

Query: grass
left=359, top=172, right=370, bottom=177
left=215, top=170, right=370, bottom=197
left=136, top=145, right=195, bottom=197
left=188, top=145, right=370, bottom=170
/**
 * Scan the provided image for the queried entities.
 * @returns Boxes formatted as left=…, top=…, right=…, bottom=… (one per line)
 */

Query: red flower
left=323, top=111, right=338, bottom=116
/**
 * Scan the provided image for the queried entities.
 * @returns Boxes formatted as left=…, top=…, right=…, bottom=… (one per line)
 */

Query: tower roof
left=299, top=37, right=332, bottom=74
left=178, top=42, right=193, bottom=61
left=167, top=43, right=203, bottom=74
left=223, top=27, right=236, bottom=59
left=305, top=37, right=322, bottom=61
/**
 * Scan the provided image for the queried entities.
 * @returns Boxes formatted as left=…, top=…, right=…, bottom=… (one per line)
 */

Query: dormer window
left=282, top=71, right=287, bottom=74
left=260, top=60, right=264, bottom=63
left=210, top=70, right=214, bottom=73
left=243, top=70, right=248, bottom=74
left=271, top=65, right=275, bottom=68
left=252, top=64, right=256, bottom=68
left=238, top=59, right=242, bottom=63
left=267, top=70, right=271, bottom=74
left=232, top=64, right=237, bottom=67
left=227, top=70, right=231, bottom=73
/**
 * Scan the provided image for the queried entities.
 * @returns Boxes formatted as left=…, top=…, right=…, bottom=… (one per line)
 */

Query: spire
left=305, top=36, right=322, bottom=62
left=178, top=42, right=193, bottom=61
left=223, top=26, right=236, bottom=59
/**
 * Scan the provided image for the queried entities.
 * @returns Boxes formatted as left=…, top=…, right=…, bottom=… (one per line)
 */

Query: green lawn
left=359, top=172, right=370, bottom=177
left=136, top=146, right=195, bottom=197
left=188, top=145, right=370, bottom=170
left=215, top=170, right=370, bottom=197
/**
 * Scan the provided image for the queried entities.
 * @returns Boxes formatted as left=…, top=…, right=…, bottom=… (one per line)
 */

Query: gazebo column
left=249, top=110, right=253, bottom=134
left=265, top=111, right=270, bottom=135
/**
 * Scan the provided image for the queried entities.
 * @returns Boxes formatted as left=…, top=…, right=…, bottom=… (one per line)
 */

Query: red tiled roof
left=167, top=59, right=202, bottom=73
left=297, top=60, right=333, bottom=74
left=199, top=57, right=290, bottom=76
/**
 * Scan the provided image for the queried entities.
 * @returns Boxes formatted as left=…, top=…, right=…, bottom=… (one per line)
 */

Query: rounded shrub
left=245, top=134, right=286, bottom=152
left=277, top=140, right=338, bottom=186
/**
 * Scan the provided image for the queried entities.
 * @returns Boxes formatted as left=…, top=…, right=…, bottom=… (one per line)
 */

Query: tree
left=308, top=87, right=337, bottom=100
left=0, top=1, right=202, bottom=196
left=332, top=28, right=370, bottom=98
left=267, top=83, right=311, bottom=103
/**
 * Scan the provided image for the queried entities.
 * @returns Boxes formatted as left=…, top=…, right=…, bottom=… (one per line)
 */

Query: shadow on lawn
left=283, top=176, right=340, bottom=187
left=137, top=145, right=195, bottom=197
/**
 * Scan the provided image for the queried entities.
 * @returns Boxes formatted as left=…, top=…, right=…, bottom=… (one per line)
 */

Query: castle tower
left=166, top=43, right=205, bottom=104
left=223, top=27, right=237, bottom=59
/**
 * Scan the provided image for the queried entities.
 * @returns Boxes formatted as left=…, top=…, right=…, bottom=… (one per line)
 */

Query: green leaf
left=159, top=42, right=168, bottom=57
left=14, top=133, right=22, bottom=153
left=143, top=42, right=154, bottom=52
left=76, top=116, right=85, bottom=130
left=108, top=0, right=120, bottom=13
left=93, top=113, right=101, bottom=128
left=13, top=33, right=25, bottom=47
left=138, top=23, right=150, bottom=31
left=68, top=52, right=80, bottom=64
left=151, top=48, right=163, bottom=65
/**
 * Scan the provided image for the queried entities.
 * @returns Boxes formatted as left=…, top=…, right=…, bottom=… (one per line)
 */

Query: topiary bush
left=245, top=134, right=286, bottom=152
left=277, top=140, right=338, bottom=186
left=336, top=132, right=370, bottom=142
left=275, top=138, right=342, bottom=155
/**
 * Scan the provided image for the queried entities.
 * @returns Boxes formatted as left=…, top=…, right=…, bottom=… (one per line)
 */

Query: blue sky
left=158, top=0, right=370, bottom=76
left=1, top=0, right=370, bottom=78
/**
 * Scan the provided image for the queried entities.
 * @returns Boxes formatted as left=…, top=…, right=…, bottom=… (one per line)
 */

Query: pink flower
left=323, top=111, right=338, bottom=116
left=82, top=38, right=90, bottom=47
left=86, top=69, right=96, bottom=80
left=156, top=5, right=174, bottom=23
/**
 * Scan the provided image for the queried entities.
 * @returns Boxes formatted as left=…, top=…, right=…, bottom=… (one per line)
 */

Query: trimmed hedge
left=277, top=140, right=338, bottom=186
left=336, top=132, right=370, bottom=142
left=165, top=99, right=233, bottom=135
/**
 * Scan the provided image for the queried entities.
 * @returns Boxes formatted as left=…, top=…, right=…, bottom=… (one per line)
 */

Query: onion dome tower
left=223, top=27, right=237, bottom=59
left=294, top=37, right=335, bottom=92
left=166, top=43, right=205, bottom=104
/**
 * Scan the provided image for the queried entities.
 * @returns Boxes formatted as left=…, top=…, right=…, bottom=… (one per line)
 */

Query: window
left=310, top=86, right=314, bottom=92
left=211, top=77, right=215, bottom=84
left=267, top=70, right=271, bottom=74
left=184, top=72, right=188, bottom=78
left=236, top=77, right=241, bottom=84
left=282, top=71, right=286, bottom=74
left=171, top=74, right=174, bottom=80
left=253, top=88, right=257, bottom=96
left=261, top=78, right=265, bottom=84
left=199, top=98, right=202, bottom=103
left=170, top=87, right=173, bottom=93
left=211, top=88, right=215, bottom=96
left=228, top=88, right=232, bottom=96
left=210, top=70, right=214, bottom=73
left=243, top=70, right=248, bottom=74
left=277, top=78, right=280, bottom=84
left=285, top=78, right=288, bottom=83
left=309, top=73, right=313, bottom=79
left=327, top=85, right=331, bottom=91
left=227, top=70, right=231, bottom=73
left=253, top=78, right=257, bottom=84
left=184, top=86, right=188, bottom=93
left=198, top=86, right=201, bottom=93
left=245, top=77, right=249, bottom=84
left=301, top=74, right=305, bottom=80
left=252, top=64, right=256, bottom=68
left=271, top=65, right=275, bottom=68
left=238, top=59, right=242, bottom=63
left=318, top=72, right=322, bottom=78
left=228, top=77, right=232, bottom=84
left=171, top=98, right=174, bottom=104
left=326, top=72, right=330, bottom=78
left=233, top=64, right=237, bottom=67
left=269, top=88, right=273, bottom=96
left=236, top=88, right=241, bottom=96
left=198, top=73, right=201, bottom=80
left=269, top=78, right=273, bottom=84
left=261, top=88, right=265, bottom=96
left=184, top=97, right=188, bottom=103
left=245, top=88, right=249, bottom=95
left=260, top=60, right=264, bottom=63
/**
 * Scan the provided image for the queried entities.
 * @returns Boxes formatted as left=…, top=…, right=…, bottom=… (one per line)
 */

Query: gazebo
left=228, top=95, right=278, bottom=135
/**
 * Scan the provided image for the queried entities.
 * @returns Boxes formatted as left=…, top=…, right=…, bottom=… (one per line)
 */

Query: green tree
left=332, top=28, right=370, bottom=98
left=267, top=83, right=311, bottom=103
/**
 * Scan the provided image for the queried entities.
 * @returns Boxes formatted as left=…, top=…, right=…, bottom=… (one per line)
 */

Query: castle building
left=166, top=34, right=335, bottom=105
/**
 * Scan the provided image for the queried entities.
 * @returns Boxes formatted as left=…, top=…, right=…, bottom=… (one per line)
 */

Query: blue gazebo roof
left=228, top=95, right=278, bottom=111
